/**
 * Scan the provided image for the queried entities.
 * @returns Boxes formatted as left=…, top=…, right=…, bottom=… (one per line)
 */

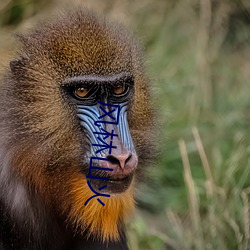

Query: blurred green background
left=1, top=0, right=250, bottom=249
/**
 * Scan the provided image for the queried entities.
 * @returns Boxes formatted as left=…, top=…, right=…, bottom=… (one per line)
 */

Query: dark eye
left=113, top=84, right=126, bottom=95
left=74, top=87, right=89, bottom=98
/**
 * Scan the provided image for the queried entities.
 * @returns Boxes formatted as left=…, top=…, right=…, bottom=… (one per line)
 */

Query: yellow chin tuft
left=67, top=174, right=135, bottom=242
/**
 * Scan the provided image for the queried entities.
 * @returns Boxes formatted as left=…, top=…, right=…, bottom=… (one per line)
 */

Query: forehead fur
left=17, top=10, right=141, bottom=79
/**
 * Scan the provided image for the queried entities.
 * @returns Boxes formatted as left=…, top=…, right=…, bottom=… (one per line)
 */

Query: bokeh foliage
left=1, top=0, right=250, bottom=249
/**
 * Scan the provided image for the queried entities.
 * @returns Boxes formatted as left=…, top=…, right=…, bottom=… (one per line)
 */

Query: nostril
left=106, top=155, right=120, bottom=165
left=104, top=153, right=137, bottom=171
left=106, top=153, right=132, bottom=170
left=125, top=153, right=132, bottom=164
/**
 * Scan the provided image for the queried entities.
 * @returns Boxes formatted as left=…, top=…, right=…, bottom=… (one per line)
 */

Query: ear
left=10, top=34, right=29, bottom=73
left=9, top=57, right=26, bottom=75
left=10, top=58, right=21, bottom=73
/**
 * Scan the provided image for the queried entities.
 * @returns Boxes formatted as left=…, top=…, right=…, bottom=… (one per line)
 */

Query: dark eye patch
left=108, top=76, right=134, bottom=103
left=62, top=82, right=99, bottom=105
left=61, top=74, right=134, bottom=105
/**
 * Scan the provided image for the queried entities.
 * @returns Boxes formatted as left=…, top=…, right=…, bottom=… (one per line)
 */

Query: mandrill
left=0, top=9, right=154, bottom=250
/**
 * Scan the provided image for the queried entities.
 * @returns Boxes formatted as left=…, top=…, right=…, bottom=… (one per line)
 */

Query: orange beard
left=67, top=174, right=135, bottom=242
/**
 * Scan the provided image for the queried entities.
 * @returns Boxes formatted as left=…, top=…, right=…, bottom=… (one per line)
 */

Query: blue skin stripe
left=77, top=103, right=134, bottom=157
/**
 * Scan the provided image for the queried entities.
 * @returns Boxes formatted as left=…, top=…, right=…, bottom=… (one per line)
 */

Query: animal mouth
left=88, top=171, right=134, bottom=194
left=107, top=174, right=130, bottom=182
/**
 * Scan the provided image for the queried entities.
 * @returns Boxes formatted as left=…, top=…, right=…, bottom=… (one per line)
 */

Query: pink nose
left=107, top=152, right=131, bottom=169
left=99, top=152, right=138, bottom=175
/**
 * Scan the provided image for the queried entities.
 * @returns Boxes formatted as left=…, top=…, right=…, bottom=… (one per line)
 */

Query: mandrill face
left=0, top=10, right=154, bottom=243
left=63, top=73, right=137, bottom=196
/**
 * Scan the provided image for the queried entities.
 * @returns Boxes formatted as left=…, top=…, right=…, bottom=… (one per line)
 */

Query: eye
left=113, top=84, right=126, bottom=95
left=74, top=87, right=89, bottom=98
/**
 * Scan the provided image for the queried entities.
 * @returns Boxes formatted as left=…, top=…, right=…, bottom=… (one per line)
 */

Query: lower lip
left=90, top=174, right=134, bottom=194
